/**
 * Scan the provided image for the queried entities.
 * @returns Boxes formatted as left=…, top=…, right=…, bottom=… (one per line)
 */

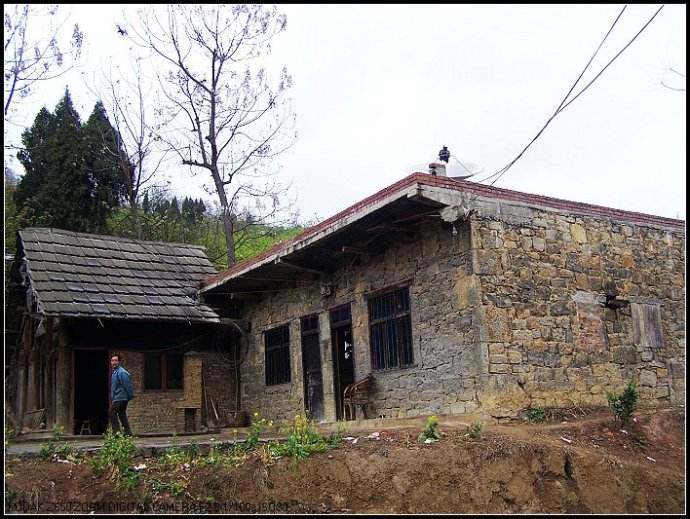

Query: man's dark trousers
left=110, top=400, right=133, bottom=435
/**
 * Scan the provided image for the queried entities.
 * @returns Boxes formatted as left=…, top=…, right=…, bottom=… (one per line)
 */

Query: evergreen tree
left=196, top=198, right=206, bottom=220
left=14, top=107, right=54, bottom=211
left=16, top=89, right=88, bottom=230
left=169, top=196, right=181, bottom=218
left=14, top=89, right=126, bottom=233
left=82, top=101, right=128, bottom=232
left=142, top=191, right=151, bottom=214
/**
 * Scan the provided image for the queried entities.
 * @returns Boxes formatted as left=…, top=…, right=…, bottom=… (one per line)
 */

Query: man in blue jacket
left=109, top=354, right=134, bottom=436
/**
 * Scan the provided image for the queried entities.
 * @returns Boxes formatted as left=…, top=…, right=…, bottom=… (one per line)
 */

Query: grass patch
left=527, top=406, right=546, bottom=423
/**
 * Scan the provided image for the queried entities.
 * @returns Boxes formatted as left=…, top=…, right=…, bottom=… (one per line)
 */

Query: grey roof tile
left=18, top=228, right=220, bottom=323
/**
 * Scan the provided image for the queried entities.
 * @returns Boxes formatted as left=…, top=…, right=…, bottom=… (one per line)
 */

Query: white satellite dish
left=407, top=158, right=483, bottom=179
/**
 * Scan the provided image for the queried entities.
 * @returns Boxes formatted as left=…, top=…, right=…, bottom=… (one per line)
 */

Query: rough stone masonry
left=236, top=187, right=685, bottom=423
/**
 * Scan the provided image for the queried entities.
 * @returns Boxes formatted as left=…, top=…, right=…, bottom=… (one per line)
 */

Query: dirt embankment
left=5, top=408, right=685, bottom=514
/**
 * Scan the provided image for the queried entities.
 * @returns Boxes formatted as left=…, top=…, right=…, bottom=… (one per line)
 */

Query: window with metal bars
left=265, top=324, right=291, bottom=386
left=368, top=287, right=413, bottom=370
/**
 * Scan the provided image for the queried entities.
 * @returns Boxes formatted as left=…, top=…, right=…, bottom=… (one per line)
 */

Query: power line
left=450, top=154, right=476, bottom=176
left=477, top=5, right=664, bottom=187
left=475, top=4, right=628, bottom=185
left=553, top=5, right=665, bottom=115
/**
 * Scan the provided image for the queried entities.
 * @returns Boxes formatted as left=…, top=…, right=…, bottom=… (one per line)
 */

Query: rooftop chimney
left=429, top=145, right=450, bottom=176
left=429, top=162, right=446, bottom=176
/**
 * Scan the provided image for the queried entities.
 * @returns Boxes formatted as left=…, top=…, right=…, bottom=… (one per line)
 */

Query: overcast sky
left=4, top=3, right=686, bottom=221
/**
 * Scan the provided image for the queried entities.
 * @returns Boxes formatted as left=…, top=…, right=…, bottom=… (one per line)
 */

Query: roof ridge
left=419, top=174, right=685, bottom=226
left=20, top=227, right=210, bottom=251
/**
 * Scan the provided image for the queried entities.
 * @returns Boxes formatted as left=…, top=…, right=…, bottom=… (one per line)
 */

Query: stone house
left=6, top=228, right=241, bottom=435
left=200, top=166, right=685, bottom=423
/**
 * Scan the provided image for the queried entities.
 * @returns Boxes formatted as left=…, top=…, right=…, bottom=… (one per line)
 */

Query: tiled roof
left=18, top=228, right=220, bottom=323
left=202, top=173, right=685, bottom=291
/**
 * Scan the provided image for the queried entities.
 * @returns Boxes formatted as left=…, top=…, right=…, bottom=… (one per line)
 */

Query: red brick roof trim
left=201, top=173, right=684, bottom=291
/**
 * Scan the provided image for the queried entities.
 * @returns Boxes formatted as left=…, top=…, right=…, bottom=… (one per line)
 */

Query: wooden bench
left=343, top=375, right=373, bottom=420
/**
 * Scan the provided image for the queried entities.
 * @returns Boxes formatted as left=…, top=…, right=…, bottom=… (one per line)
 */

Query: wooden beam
left=274, top=257, right=327, bottom=275
left=341, top=246, right=366, bottom=255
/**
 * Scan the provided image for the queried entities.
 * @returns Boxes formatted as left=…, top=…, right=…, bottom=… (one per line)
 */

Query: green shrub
left=270, top=414, right=334, bottom=460
left=159, top=440, right=199, bottom=470
left=246, top=412, right=273, bottom=450
left=417, top=415, right=442, bottom=443
left=90, top=430, right=138, bottom=490
left=527, top=406, right=546, bottom=423
left=148, top=477, right=187, bottom=496
left=5, top=426, right=15, bottom=452
left=39, top=424, right=75, bottom=461
left=466, top=421, right=484, bottom=439
left=198, top=438, right=244, bottom=468
left=607, top=381, right=639, bottom=426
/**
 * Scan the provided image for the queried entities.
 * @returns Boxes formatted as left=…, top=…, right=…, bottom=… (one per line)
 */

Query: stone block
left=612, top=347, right=637, bottom=365
left=639, top=370, right=657, bottom=387
left=507, top=350, right=522, bottom=364
left=549, top=302, right=570, bottom=316
left=488, top=343, right=505, bottom=354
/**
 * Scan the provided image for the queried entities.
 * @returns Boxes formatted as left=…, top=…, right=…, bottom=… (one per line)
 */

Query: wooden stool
left=79, top=419, right=92, bottom=435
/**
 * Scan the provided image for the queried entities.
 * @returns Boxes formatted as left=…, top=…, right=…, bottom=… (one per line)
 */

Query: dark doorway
left=73, top=350, right=109, bottom=435
left=330, top=304, right=354, bottom=420
left=300, top=315, right=324, bottom=421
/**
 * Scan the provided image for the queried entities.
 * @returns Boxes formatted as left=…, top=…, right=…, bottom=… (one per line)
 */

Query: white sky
left=4, top=3, right=687, bottom=221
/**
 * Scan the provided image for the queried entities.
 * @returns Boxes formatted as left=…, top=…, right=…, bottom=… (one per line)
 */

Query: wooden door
left=301, top=315, right=324, bottom=421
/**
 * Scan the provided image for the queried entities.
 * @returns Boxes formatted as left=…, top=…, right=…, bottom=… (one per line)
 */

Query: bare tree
left=85, top=56, right=170, bottom=239
left=126, top=4, right=296, bottom=265
left=4, top=4, right=84, bottom=119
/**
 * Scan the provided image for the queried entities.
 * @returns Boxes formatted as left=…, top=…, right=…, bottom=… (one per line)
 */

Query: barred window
left=265, top=325, right=291, bottom=386
left=368, top=287, right=413, bottom=370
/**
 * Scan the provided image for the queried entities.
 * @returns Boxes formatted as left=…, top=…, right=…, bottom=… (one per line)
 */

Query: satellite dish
left=407, top=158, right=483, bottom=180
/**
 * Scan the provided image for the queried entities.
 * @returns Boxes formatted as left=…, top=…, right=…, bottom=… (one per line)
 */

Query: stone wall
left=238, top=194, right=684, bottom=424
left=240, top=219, right=481, bottom=423
left=468, top=202, right=685, bottom=418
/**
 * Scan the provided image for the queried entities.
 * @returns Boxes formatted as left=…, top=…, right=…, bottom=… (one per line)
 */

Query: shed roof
left=17, top=228, right=220, bottom=323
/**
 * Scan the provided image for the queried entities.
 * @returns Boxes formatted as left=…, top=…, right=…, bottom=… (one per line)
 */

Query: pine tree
left=169, top=196, right=180, bottom=218
left=14, top=89, right=127, bottom=233
left=82, top=101, right=128, bottom=232
left=142, top=191, right=151, bottom=214
left=16, top=89, right=88, bottom=230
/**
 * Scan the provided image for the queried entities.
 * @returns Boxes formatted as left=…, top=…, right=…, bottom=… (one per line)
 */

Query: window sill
left=265, top=381, right=292, bottom=390
left=372, top=364, right=418, bottom=375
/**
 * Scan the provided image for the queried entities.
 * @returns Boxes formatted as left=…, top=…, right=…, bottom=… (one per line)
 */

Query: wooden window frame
left=143, top=352, right=184, bottom=392
left=264, top=324, right=291, bottom=386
